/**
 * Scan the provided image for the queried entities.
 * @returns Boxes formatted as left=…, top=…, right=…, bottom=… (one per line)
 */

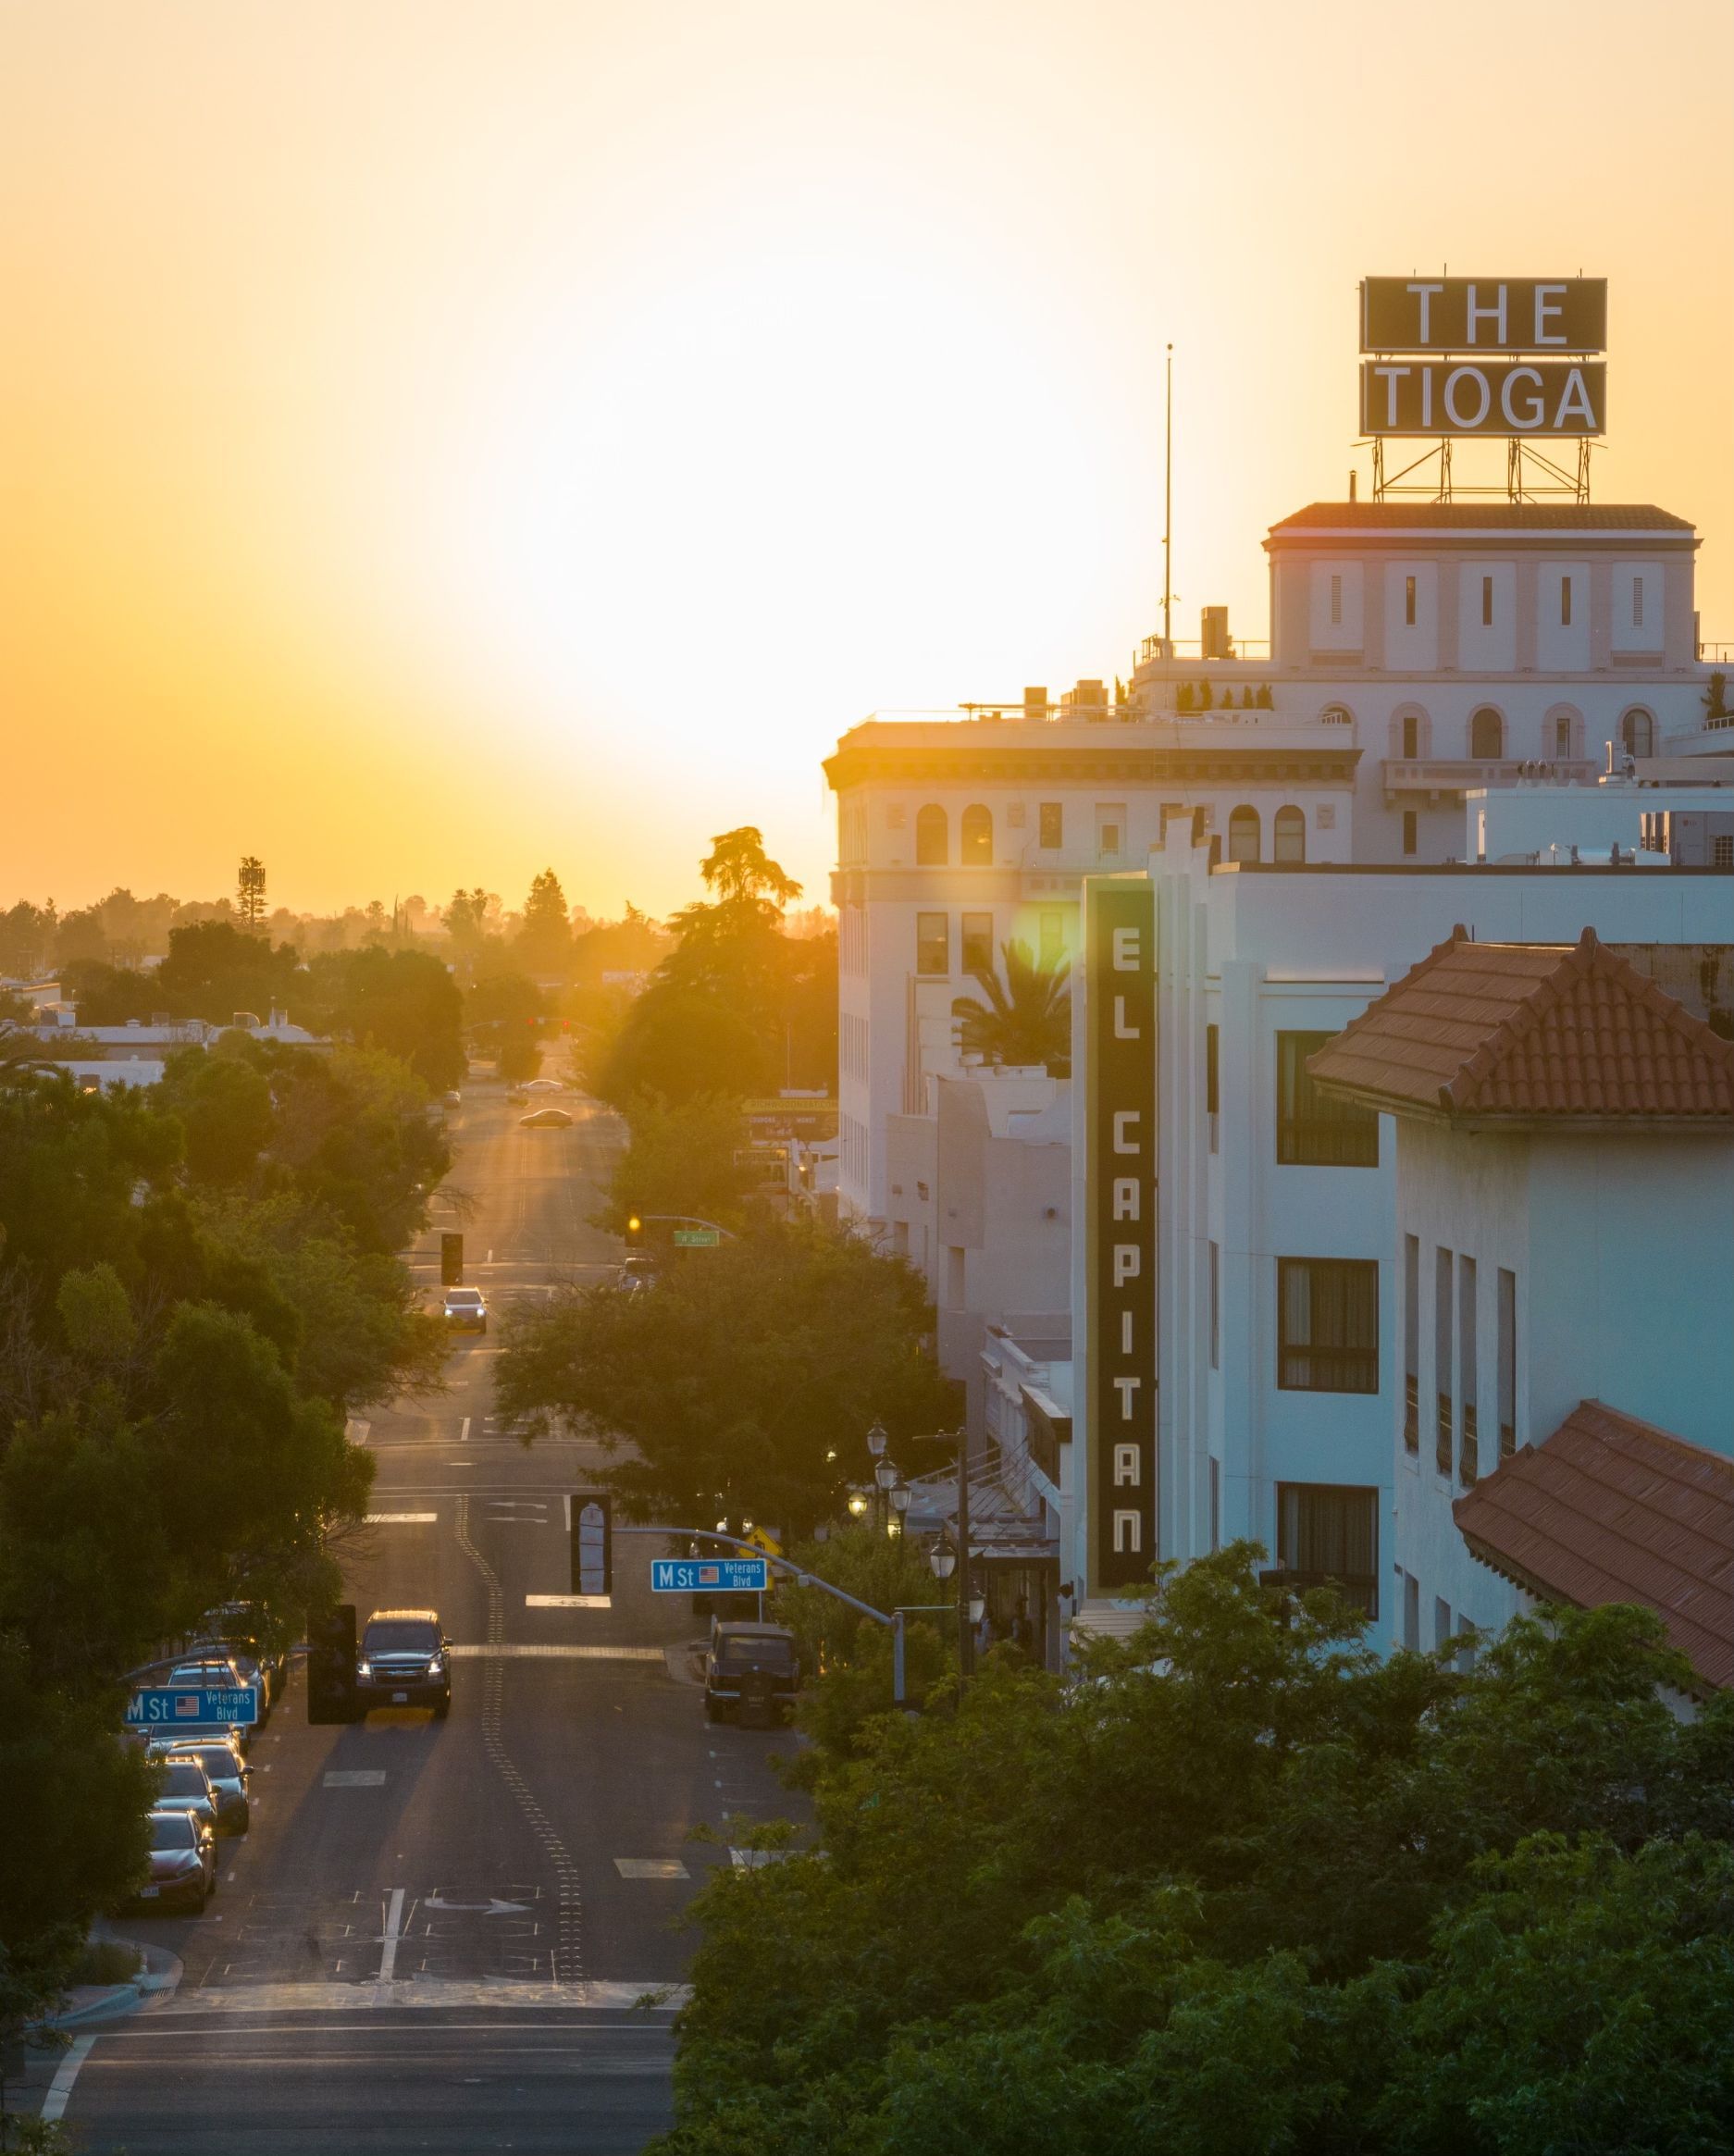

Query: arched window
left=1469, top=707, right=1505, bottom=760
left=1273, top=807, right=1307, bottom=863
left=1227, top=806, right=1261, bottom=864
left=1621, top=708, right=1655, bottom=759
left=915, top=804, right=948, bottom=866
left=960, top=804, right=993, bottom=865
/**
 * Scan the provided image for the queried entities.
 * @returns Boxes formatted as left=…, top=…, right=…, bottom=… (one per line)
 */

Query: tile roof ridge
left=1571, top=1397, right=1734, bottom=1474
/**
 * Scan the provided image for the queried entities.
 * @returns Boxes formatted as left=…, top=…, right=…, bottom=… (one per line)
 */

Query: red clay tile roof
left=1307, top=926, right=1734, bottom=1124
left=1267, top=502, right=1694, bottom=534
left=1454, top=1400, right=1734, bottom=1693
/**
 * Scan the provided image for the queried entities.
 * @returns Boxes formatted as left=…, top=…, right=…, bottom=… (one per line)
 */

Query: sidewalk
left=50, top=1940, right=181, bottom=2029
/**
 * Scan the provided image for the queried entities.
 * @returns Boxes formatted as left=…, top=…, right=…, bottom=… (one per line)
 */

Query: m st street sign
left=127, top=1686, right=259, bottom=1728
left=650, top=1556, right=769, bottom=1593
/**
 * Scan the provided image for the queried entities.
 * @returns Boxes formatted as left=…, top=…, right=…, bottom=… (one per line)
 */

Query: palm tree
left=952, top=940, right=1071, bottom=1077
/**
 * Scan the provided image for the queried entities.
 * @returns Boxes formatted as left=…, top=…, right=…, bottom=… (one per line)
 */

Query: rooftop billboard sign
left=1360, top=278, right=1606, bottom=354
left=1360, top=359, right=1605, bottom=437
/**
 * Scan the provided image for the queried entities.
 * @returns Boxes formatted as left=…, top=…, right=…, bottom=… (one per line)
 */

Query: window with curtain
left=1404, top=1234, right=1419, bottom=1453
left=960, top=911, right=994, bottom=976
left=1435, top=1247, right=1454, bottom=1476
left=1621, top=709, right=1655, bottom=759
left=1227, top=806, right=1261, bottom=863
left=1276, top=1033, right=1378, bottom=1166
left=960, top=804, right=993, bottom=865
left=1277, top=1258, right=1379, bottom=1393
left=1458, top=1255, right=1479, bottom=1485
left=915, top=912, right=948, bottom=976
left=1497, top=1268, right=1517, bottom=1456
left=915, top=804, right=948, bottom=866
left=1276, top=1483, right=1379, bottom=1617
left=1038, top=801, right=1063, bottom=849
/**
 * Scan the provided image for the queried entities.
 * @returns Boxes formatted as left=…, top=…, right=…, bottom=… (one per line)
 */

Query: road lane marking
left=524, top=1594, right=613, bottom=1610
left=613, top=1858, right=689, bottom=1879
left=323, top=1771, right=387, bottom=1788
left=41, top=2033, right=94, bottom=2119
left=460, top=1418, right=470, bottom=1442
left=365, top=1513, right=438, bottom=1524
left=448, top=1642, right=654, bottom=1659
left=378, top=1887, right=406, bottom=1983
left=154, top=1978, right=687, bottom=2013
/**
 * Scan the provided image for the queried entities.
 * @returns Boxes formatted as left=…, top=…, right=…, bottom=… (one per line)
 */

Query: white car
left=442, top=1287, right=488, bottom=1334
left=524, top=1078, right=565, bottom=1093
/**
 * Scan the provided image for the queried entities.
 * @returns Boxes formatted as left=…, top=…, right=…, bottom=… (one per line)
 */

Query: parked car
left=442, top=1089, right=462, bottom=1107
left=197, top=1604, right=287, bottom=1705
left=524, top=1077, right=564, bottom=1092
left=441, top=1286, right=488, bottom=1333
left=151, top=1752, right=222, bottom=1837
left=519, top=1107, right=573, bottom=1129
left=165, top=1653, right=248, bottom=1692
left=135, top=1807, right=217, bottom=1913
left=356, top=1608, right=452, bottom=1716
left=147, top=1738, right=250, bottom=1834
left=703, top=1622, right=802, bottom=1727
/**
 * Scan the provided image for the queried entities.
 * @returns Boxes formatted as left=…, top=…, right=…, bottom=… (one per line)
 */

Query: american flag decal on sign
left=176, top=1695, right=201, bottom=1716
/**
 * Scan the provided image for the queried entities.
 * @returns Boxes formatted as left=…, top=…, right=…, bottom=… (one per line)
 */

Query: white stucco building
left=1068, top=809, right=1734, bottom=1650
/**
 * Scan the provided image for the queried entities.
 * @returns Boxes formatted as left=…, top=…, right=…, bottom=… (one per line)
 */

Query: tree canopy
left=654, top=1551, right=1734, bottom=2156
left=497, top=1218, right=952, bottom=1535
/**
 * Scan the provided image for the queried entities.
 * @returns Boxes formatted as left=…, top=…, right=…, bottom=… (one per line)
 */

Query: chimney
left=1348, top=469, right=1358, bottom=502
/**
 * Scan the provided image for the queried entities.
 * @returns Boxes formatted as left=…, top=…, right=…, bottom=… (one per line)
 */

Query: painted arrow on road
left=423, top=1895, right=530, bottom=1915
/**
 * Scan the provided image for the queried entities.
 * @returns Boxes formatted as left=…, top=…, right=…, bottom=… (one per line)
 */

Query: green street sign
left=673, top=1226, right=721, bottom=1247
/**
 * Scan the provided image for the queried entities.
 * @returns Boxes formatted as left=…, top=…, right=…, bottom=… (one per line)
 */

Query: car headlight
left=357, top=1660, right=371, bottom=1679
left=427, top=1656, right=444, bottom=1676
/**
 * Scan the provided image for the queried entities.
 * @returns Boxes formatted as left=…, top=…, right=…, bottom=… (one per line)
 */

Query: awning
left=902, top=1465, right=1057, bottom=1565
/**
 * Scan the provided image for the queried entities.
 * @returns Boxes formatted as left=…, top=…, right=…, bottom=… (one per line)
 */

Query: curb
left=663, top=1640, right=708, bottom=1689
left=50, top=1941, right=182, bottom=2029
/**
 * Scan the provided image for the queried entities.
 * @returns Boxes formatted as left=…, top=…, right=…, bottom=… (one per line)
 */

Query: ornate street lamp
left=866, top=1419, right=888, bottom=1459
left=873, top=1456, right=899, bottom=1493
left=928, top=1530, right=958, bottom=1582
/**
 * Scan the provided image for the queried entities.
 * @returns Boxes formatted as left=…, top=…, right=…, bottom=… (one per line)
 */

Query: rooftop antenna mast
left=1162, top=342, right=1173, bottom=654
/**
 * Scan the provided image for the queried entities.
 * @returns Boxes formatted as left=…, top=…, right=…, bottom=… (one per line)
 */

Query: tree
left=155, top=1047, right=275, bottom=1184
left=1176, top=682, right=1195, bottom=713
left=497, top=1219, right=952, bottom=1536
left=596, top=1094, right=756, bottom=1236
left=650, top=1555, right=1734, bottom=2154
left=237, top=856, right=267, bottom=930
left=302, top=947, right=464, bottom=1090
left=516, top=869, right=573, bottom=978
left=155, top=920, right=302, bottom=1024
left=951, top=940, right=1071, bottom=1076
left=592, top=987, right=772, bottom=1108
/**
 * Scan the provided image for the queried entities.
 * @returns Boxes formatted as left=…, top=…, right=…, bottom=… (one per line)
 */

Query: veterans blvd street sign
left=650, top=1557, right=769, bottom=1593
left=126, top=1686, right=259, bottom=1728
left=672, top=1225, right=721, bottom=1247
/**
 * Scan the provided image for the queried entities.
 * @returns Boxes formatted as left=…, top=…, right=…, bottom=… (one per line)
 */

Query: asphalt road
left=38, top=1080, right=800, bottom=2155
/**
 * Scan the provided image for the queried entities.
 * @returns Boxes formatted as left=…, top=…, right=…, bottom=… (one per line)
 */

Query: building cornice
left=824, top=737, right=1362, bottom=791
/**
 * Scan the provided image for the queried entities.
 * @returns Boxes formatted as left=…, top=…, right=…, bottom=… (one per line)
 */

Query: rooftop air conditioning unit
left=1201, top=606, right=1232, bottom=661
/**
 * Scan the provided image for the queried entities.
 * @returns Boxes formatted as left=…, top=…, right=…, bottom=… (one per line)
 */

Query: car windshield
left=159, top=1762, right=206, bottom=1794
left=717, top=1638, right=796, bottom=1674
left=186, top=1747, right=237, bottom=1778
left=149, top=1814, right=197, bottom=1852
left=445, top=1292, right=482, bottom=1307
left=365, top=1622, right=440, bottom=1655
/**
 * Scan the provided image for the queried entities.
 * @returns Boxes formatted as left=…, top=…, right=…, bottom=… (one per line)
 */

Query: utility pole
left=1162, top=342, right=1174, bottom=656
left=956, top=1426, right=972, bottom=1680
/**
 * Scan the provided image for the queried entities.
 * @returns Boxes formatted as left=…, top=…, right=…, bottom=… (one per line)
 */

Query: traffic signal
left=440, top=1231, right=464, bottom=1285
left=625, top=1215, right=642, bottom=1246
left=571, top=1493, right=613, bottom=1599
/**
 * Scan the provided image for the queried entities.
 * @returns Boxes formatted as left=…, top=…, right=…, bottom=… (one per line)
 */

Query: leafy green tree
left=302, top=947, right=464, bottom=1090
left=951, top=940, right=1071, bottom=1076
left=596, top=1094, right=755, bottom=1236
left=56, top=958, right=157, bottom=1023
left=155, top=1046, right=275, bottom=1184
left=236, top=855, right=267, bottom=930
left=651, top=1553, right=1734, bottom=2155
left=0, top=900, right=56, bottom=980
left=155, top=919, right=302, bottom=1023
left=516, top=869, right=574, bottom=978
left=593, top=987, right=772, bottom=1108
left=498, top=1219, right=951, bottom=1535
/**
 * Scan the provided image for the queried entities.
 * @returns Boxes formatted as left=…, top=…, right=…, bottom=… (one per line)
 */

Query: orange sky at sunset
left=4, top=1, right=1731, bottom=921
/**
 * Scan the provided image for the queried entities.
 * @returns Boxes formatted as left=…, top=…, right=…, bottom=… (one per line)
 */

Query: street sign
left=126, top=1686, right=259, bottom=1729
left=673, top=1226, right=721, bottom=1247
left=650, top=1556, right=768, bottom=1594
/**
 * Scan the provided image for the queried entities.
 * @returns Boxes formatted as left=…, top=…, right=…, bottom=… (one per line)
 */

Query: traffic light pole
left=613, top=1526, right=907, bottom=1704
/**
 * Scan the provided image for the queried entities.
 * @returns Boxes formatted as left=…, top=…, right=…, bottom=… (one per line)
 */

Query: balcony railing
left=1260, top=1567, right=1378, bottom=1620
left=1383, top=757, right=1599, bottom=798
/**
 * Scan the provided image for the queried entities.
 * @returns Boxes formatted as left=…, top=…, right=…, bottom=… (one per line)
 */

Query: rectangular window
left=1206, top=1022, right=1220, bottom=1153
left=1209, top=1241, right=1220, bottom=1369
left=1038, top=909, right=1065, bottom=968
left=1561, top=575, right=1572, bottom=626
left=1276, top=1031, right=1379, bottom=1166
left=1403, top=1570, right=1420, bottom=1651
left=1404, top=1234, right=1419, bottom=1455
left=1481, top=574, right=1493, bottom=627
left=1715, top=836, right=1734, bottom=871
left=1209, top=1456, right=1220, bottom=1552
left=1497, top=1267, right=1517, bottom=1457
left=1096, top=803, right=1126, bottom=861
left=1276, top=1483, right=1379, bottom=1617
left=1402, top=712, right=1420, bottom=759
left=1403, top=810, right=1418, bottom=857
left=1038, top=801, right=1063, bottom=849
left=1278, top=1258, right=1379, bottom=1394
left=960, top=911, right=994, bottom=977
left=1458, top=1256, right=1479, bottom=1485
left=915, top=911, right=948, bottom=977
left=1433, top=1596, right=1453, bottom=1652
left=1405, top=575, right=1417, bottom=626
left=1554, top=714, right=1572, bottom=758
left=1632, top=576, right=1644, bottom=629
left=1434, top=1247, right=1454, bottom=1476
left=1330, top=574, right=1343, bottom=626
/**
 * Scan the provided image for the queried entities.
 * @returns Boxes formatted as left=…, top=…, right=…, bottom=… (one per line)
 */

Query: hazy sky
left=5, top=1, right=1731, bottom=920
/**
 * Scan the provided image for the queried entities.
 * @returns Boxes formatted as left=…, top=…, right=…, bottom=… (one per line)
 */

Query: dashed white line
left=366, top=1513, right=438, bottom=1524
left=324, top=1771, right=387, bottom=1788
left=378, top=1886, right=406, bottom=1983
left=460, top=1418, right=471, bottom=1443
left=613, top=1858, right=689, bottom=1880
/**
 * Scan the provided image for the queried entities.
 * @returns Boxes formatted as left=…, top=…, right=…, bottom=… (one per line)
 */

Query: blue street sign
left=650, top=1556, right=769, bottom=1594
left=126, top=1686, right=259, bottom=1729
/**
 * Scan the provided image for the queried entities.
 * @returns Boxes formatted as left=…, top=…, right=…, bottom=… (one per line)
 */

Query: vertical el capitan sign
left=1086, top=878, right=1157, bottom=1592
